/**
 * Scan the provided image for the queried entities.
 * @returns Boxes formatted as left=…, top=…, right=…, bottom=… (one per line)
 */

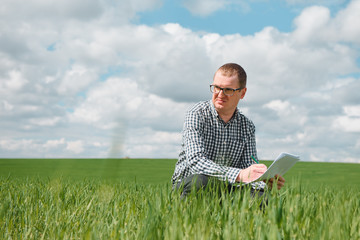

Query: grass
left=1, top=158, right=360, bottom=186
left=0, top=159, right=360, bottom=239
left=0, top=158, right=175, bottom=184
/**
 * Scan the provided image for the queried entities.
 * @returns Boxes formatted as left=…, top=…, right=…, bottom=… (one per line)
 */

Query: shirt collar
left=209, top=100, right=218, bottom=117
left=209, top=100, right=240, bottom=123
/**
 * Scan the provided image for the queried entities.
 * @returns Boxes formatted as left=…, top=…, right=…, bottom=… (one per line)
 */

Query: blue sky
left=140, top=1, right=293, bottom=35
left=0, top=0, right=359, bottom=163
left=138, top=0, right=350, bottom=35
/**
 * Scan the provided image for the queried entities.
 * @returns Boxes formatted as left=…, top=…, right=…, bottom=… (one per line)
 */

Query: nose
left=218, top=89, right=226, bottom=97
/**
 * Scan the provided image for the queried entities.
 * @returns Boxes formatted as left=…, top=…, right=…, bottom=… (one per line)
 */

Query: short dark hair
left=215, top=63, right=247, bottom=88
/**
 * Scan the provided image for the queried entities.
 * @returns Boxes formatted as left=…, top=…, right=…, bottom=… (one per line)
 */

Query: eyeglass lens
left=211, top=85, right=234, bottom=96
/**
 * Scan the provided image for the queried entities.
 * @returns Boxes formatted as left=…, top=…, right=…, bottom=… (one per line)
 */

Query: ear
left=240, top=87, right=247, bottom=99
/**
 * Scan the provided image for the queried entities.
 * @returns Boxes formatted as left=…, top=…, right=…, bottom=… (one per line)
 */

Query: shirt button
left=224, top=141, right=226, bottom=144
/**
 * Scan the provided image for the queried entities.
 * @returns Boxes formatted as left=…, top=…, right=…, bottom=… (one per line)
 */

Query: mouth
left=215, top=98, right=226, bottom=104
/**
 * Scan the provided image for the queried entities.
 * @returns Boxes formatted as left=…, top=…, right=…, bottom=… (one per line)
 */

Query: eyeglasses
left=210, top=85, right=243, bottom=96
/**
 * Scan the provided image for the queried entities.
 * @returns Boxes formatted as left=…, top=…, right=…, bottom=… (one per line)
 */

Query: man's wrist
left=225, top=167, right=242, bottom=183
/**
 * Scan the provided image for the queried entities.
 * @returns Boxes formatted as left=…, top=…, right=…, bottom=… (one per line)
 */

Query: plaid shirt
left=172, top=100, right=265, bottom=189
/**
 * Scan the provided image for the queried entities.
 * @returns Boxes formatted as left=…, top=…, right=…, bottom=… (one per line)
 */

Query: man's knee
left=177, top=174, right=210, bottom=198
left=189, top=174, right=209, bottom=189
left=250, top=188, right=268, bottom=210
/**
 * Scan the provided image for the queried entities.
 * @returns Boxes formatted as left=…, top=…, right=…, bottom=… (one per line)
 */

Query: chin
left=215, top=103, right=226, bottom=111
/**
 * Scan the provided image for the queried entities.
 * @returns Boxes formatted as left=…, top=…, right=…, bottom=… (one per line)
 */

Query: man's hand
left=265, top=174, right=285, bottom=190
left=236, top=164, right=267, bottom=183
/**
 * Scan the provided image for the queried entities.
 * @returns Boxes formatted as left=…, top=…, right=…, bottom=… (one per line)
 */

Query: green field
left=1, top=158, right=360, bottom=186
left=0, top=159, right=359, bottom=239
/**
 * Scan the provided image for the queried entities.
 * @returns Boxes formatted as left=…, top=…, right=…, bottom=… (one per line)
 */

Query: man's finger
left=254, top=164, right=267, bottom=169
left=275, top=174, right=285, bottom=183
left=273, top=174, right=285, bottom=189
left=252, top=164, right=267, bottom=173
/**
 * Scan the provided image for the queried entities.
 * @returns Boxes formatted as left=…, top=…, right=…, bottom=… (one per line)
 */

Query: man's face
left=212, top=71, right=247, bottom=115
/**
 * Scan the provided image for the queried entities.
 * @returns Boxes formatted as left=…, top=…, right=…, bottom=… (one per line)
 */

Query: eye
left=224, top=88, right=234, bottom=94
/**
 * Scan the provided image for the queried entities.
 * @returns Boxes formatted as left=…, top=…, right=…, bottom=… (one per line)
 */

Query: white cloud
left=1, top=100, right=14, bottom=112
left=333, top=105, right=360, bottom=132
left=58, top=64, right=98, bottom=95
left=68, top=77, right=190, bottom=131
left=29, top=117, right=62, bottom=127
left=0, top=139, right=36, bottom=151
left=0, top=70, right=28, bottom=92
left=0, top=0, right=359, bottom=163
left=292, top=1, right=360, bottom=44
left=285, top=0, right=347, bottom=6
left=182, top=0, right=227, bottom=16
left=343, top=105, right=360, bottom=117
left=334, top=0, right=360, bottom=44
left=0, top=137, right=107, bottom=158
left=44, top=138, right=66, bottom=149
left=333, top=116, right=360, bottom=132
left=0, top=0, right=162, bottom=25
left=293, top=6, right=331, bottom=44
left=0, top=0, right=103, bottom=21
left=356, top=139, right=360, bottom=148
left=181, top=0, right=251, bottom=17
left=66, top=140, right=84, bottom=154
left=264, top=100, right=292, bottom=114
left=123, top=128, right=182, bottom=158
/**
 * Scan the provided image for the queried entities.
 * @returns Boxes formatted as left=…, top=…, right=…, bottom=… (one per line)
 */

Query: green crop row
left=1, top=176, right=359, bottom=239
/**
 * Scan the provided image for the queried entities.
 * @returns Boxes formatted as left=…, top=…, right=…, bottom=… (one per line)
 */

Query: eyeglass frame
left=210, top=84, right=243, bottom=96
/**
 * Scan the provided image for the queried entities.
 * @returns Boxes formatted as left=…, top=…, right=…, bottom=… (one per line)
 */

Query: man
left=172, top=63, right=285, bottom=198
